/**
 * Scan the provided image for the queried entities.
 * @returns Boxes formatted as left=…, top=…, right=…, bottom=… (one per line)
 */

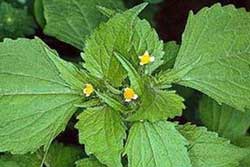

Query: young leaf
left=96, top=91, right=126, bottom=112
left=75, top=106, right=126, bottom=167
left=199, top=95, right=250, bottom=141
left=43, top=0, right=124, bottom=49
left=127, top=89, right=185, bottom=122
left=114, top=52, right=144, bottom=95
left=178, top=124, right=250, bottom=167
left=43, top=142, right=83, bottom=167
left=124, top=121, right=192, bottom=167
left=0, top=2, right=36, bottom=40
left=173, top=4, right=250, bottom=111
left=0, top=153, right=41, bottom=167
left=76, top=158, right=105, bottom=167
left=83, top=3, right=164, bottom=87
left=0, top=38, right=83, bottom=154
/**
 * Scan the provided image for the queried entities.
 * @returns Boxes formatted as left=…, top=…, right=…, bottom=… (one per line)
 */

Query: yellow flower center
left=139, top=51, right=155, bottom=65
left=123, top=88, right=138, bottom=102
left=83, top=84, right=94, bottom=97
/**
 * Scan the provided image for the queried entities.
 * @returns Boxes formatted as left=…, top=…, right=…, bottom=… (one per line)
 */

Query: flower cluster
left=83, top=51, right=155, bottom=102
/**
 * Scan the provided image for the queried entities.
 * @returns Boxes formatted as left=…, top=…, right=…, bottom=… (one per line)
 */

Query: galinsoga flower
left=123, top=88, right=138, bottom=102
left=83, top=84, right=94, bottom=97
left=139, top=51, right=155, bottom=65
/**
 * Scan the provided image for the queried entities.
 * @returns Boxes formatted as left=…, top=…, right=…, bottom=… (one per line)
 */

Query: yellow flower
left=139, top=51, right=155, bottom=65
left=83, top=84, right=94, bottom=97
left=123, top=88, right=138, bottom=102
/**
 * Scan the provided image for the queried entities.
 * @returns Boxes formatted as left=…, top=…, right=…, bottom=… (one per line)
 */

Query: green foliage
left=76, top=158, right=105, bottom=167
left=42, top=0, right=125, bottom=49
left=0, top=2, right=250, bottom=167
left=34, top=0, right=46, bottom=28
left=83, top=3, right=164, bottom=87
left=161, top=41, right=180, bottom=70
left=199, top=95, right=250, bottom=141
left=75, top=106, right=126, bottom=167
left=178, top=124, right=250, bottom=167
left=0, top=153, right=41, bottom=167
left=0, top=38, right=83, bottom=153
left=127, top=89, right=185, bottom=122
left=144, top=0, right=163, bottom=4
left=124, top=121, right=192, bottom=167
left=234, top=137, right=250, bottom=167
left=0, top=2, right=36, bottom=40
left=171, top=4, right=250, bottom=111
left=43, top=142, right=83, bottom=167
left=0, top=0, right=33, bottom=9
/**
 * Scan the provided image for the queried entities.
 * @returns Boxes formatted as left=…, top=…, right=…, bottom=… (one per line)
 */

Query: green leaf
left=0, top=38, right=82, bottom=153
left=234, top=136, right=250, bottom=148
left=124, top=121, right=192, bottom=167
left=43, top=0, right=124, bottom=49
left=83, top=3, right=164, bottom=87
left=114, top=52, right=144, bottom=95
left=97, top=6, right=117, bottom=18
left=96, top=91, right=125, bottom=112
left=234, top=137, right=250, bottom=167
left=0, top=153, right=41, bottom=167
left=127, top=89, right=185, bottom=122
left=178, top=124, right=250, bottom=167
left=45, top=47, right=88, bottom=90
left=44, top=142, right=83, bottom=167
left=199, top=95, right=250, bottom=141
left=173, top=4, right=250, bottom=111
left=0, top=2, right=36, bottom=40
left=34, top=0, right=46, bottom=28
left=161, top=41, right=179, bottom=70
left=75, top=106, right=126, bottom=167
left=76, top=158, right=105, bottom=167
left=144, top=0, right=163, bottom=4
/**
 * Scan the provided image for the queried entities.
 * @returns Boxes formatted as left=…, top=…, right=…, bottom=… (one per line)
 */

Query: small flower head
left=123, top=87, right=138, bottom=102
left=83, top=84, right=94, bottom=97
left=139, top=51, right=155, bottom=65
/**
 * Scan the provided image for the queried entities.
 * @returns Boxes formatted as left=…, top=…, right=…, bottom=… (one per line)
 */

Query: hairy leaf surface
left=0, top=38, right=83, bottom=153
left=199, top=95, right=250, bottom=140
left=43, top=0, right=124, bottom=49
left=127, top=89, right=185, bottom=122
left=124, top=121, right=191, bottom=167
left=75, top=106, right=126, bottom=167
left=174, top=4, right=250, bottom=111
left=178, top=124, right=250, bottom=167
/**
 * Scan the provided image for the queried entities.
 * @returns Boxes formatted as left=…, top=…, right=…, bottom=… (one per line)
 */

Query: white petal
left=150, top=56, right=155, bottom=62
left=125, top=99, right=132, bottom=102
left=144, top=51, right=149, bottom=55
left=140, top=120, right=144, bottom=122
left=83, top=89, right=87, bottom=94
left=139, top=62, right=144, bottom=65
left=133, top=94, right=138, bottom=100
